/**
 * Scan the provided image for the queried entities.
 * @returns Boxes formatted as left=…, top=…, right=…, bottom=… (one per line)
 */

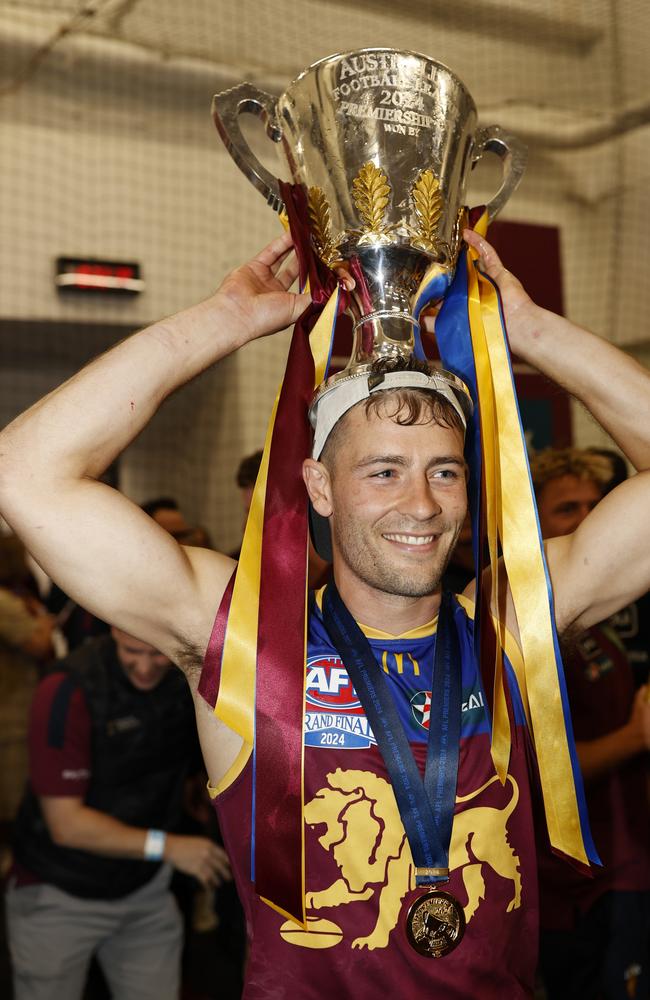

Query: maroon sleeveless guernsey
left=206, top=596, right=540, bottom=999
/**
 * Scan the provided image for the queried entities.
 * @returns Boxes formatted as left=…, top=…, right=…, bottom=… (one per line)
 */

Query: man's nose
left=402, top=475, right=442, bottom=520
left=134, top=661, right=156, bottom=677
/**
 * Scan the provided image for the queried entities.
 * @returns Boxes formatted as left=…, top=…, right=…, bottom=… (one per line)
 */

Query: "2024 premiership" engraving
left=333, top=52, right=442, bottom=135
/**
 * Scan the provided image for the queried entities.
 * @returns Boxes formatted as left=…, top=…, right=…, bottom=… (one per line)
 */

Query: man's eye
left=434, top=469, right=459, bottom=480
left=372, top=469, right=395, bottom=479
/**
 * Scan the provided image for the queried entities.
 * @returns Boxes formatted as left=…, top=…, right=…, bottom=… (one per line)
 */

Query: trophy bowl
left=213, top=48, right=526, bottom=375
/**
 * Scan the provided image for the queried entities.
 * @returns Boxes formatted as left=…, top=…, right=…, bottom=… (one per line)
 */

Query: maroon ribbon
left=202, top=184, right=345, bottom=921
left=253, top=184, right=343, bottom=921
left=198, top=569, right=236, bottom=710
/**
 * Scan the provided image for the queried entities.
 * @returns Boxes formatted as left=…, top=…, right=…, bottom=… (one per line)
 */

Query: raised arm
left=463, top=229, right=650, bottom=633
left=0, top=233, right=309, bottom=668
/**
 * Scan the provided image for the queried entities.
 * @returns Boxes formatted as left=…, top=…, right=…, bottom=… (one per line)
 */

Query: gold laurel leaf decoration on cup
left=307, top=187, right=343, bottom=268
left=410, top=168, right=444, bottom=254
left=351, top=161, right=393, bottom=245
left=449, top=206, right=467, bottom=264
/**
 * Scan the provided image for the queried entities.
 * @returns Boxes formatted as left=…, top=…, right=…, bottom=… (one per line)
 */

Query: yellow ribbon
left=465, top=215, right=510, bottom=782
left=467, top=220, right=588, bottom=865
left=214, top=288, right=339, bottom=741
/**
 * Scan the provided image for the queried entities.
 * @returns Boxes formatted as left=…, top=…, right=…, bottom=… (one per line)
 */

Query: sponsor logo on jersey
left=410, top=688, right=486, bottom=731
left=410, top=690, right=431, bottom=729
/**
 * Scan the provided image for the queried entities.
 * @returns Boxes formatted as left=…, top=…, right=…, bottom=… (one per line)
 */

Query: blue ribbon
left=432, top=254, right=482, bottom=578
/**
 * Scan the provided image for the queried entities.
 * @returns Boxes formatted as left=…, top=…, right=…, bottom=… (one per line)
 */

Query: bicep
left=547, top=472, right=650, bottom=632
left=4, top=478, right=234, bottom=660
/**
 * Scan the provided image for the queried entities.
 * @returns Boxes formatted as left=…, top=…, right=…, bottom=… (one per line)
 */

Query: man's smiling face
left=306, top=395, right=468, bottom=600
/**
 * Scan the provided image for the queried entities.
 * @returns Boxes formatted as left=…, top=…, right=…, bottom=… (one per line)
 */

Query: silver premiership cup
left=212, top=48, right=526, bottom=370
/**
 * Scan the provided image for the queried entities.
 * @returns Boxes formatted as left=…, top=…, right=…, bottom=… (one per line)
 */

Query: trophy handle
left=472, top=125, right=528, bottom=221
left=212, top=84, right=285, bottom=214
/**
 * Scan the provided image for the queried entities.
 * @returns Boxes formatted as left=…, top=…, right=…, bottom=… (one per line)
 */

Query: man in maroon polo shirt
left=5, top=626, right=229, bottom=1000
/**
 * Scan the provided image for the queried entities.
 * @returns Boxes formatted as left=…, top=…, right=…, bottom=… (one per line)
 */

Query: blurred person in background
left=586, top=447, right=629, bottom=495
left=532, top=447, right=650, bottom=1000
left=235, top=452, right=264, bottom=533
left=0, top=533, right=56, bottom=865
left=45, top=580, right=109, bottom=651
left=5, top=625, right=230, bottom=1000
left=142, top=496, right=213, bottom=549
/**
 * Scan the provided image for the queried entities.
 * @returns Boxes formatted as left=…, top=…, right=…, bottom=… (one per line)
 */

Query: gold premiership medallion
left=405, top=890, right=466, bottom=958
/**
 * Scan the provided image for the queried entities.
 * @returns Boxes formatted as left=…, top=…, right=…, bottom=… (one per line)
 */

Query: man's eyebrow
left=355, top=454, right=409, bottom=468
left=354, top=454, right=466, bottom=469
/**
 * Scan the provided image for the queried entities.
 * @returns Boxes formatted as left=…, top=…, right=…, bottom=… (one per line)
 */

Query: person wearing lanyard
left=1, top=228, right=650, bottom=997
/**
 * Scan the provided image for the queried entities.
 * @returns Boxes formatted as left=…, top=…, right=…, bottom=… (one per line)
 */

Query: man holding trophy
left=2, top=50, right=649, bottom=999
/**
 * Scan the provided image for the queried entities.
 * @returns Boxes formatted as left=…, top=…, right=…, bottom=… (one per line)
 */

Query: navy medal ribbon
left=322, top=584, right=461, bottom=887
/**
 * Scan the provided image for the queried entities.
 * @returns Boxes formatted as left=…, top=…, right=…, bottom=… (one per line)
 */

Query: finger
left=334, top=267, right=355, bottom=292
left=276, top=252, right=301, bottom=289
left=265, top=290, right=311, bottom=330
left=209, top=848, right=230, bottom=869
left=210, top=852, right=232, bottom=879
left=255, top=230, right=295, bottom=269
left=213, top=864, right=231, bottom=884
left=288, top=291, right=312, bottom=324
left=463, top=228, right=505, bottom=278
left=194, top=867, right=209, bottom=888
left=421, top=314, right=435, bottom=335
left=216, top=854, right=232, bottom=875
left=268, top=246, right=296, bottom=279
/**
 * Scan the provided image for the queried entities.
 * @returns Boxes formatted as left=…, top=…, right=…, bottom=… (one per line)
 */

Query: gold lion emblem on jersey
left=281, top=768, right=521, bottom=951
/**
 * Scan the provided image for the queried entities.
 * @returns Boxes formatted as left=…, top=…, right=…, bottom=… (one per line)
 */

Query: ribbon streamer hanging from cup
left=422, top=210, right=598, bottom=869
left=206, top=186, right=343, bottom=926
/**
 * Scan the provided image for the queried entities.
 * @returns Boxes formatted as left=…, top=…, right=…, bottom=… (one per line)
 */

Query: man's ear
left=302, top=459, right=333, bottom=517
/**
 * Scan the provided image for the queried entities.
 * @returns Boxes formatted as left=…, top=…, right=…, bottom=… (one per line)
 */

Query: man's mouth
left=382, top=532, right=438, bottom=547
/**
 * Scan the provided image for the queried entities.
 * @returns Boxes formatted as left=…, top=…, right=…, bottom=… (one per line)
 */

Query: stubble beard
left=333, top=515, right=461, bottom=599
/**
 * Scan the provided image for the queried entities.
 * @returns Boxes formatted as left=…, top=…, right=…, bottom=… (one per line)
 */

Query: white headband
left=309, top=368, right=472, bottom=460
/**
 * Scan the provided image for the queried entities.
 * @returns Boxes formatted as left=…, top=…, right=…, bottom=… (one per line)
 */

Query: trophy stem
left=352, top=310, right=418, bottom=332
left=349, top=312, right=420, bottom=369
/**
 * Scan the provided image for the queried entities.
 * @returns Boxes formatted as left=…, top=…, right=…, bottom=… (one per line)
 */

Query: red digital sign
left=55, top=257, right=144, bottom=294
